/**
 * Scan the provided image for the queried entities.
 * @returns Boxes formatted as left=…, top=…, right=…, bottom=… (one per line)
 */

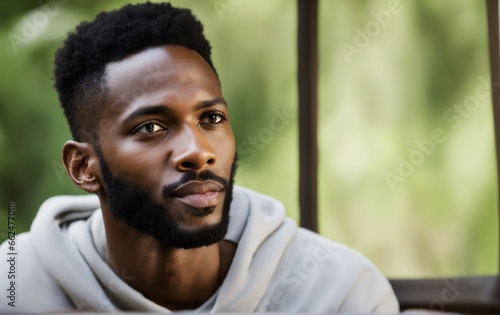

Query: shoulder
left=264, top=228, right=399, bottom=313
left=291, top=228, right=379, bottom=271
left=0, top=233, right=74, bottom=313
left=0, top=194, right=99, bottom=313
left=229, top=187, right=399, bottom=312
left=280, top=228, right=386, bottom=282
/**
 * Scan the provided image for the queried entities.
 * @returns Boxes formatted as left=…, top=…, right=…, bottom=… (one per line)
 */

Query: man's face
left=96, top=45, right=237, bottom=248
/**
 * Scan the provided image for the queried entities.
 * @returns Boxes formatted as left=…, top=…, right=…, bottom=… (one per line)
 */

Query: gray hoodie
left=0, top=186, right=398, bottom=313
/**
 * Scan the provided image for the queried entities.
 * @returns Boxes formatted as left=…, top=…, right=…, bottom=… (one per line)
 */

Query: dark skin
left=62, top=46, right=237, bottom=310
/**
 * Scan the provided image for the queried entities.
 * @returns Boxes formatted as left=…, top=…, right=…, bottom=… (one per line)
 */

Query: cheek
left=213, top=133, right=236, bottom=173
left=102, top=140, right=165, bottom=185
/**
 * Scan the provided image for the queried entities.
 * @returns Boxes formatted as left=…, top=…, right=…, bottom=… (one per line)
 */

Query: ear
left=62, top=140, right=102, bottom=193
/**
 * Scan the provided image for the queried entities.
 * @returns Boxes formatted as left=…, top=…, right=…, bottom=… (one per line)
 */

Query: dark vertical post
left=486, top=0, right=500, bottom=271
left=298, top=0, right=318, bottom=232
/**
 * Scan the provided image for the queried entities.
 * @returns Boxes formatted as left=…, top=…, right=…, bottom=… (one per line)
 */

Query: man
left=0, top=2, right=398, bottom=313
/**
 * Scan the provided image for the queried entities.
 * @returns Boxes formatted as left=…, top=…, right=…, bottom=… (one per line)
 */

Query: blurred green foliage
left=0, top=0, right=497, bottom=278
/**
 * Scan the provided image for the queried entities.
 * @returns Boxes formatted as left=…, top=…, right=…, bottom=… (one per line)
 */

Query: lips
left=171, top=180, right=224, bottom=209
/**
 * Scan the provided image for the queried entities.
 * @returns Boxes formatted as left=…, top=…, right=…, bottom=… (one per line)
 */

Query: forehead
left=103, top=45, right=221, bottom=113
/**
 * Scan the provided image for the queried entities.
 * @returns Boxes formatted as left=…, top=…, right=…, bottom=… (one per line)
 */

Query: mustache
left=161, top=170, right=230, bottom=198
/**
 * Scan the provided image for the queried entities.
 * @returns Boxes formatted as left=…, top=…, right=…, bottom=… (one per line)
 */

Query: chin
left=172, top=205, right=224, bottom=230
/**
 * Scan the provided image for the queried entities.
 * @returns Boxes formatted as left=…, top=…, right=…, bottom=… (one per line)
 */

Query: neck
left=100, top=206, right=235, bottom=310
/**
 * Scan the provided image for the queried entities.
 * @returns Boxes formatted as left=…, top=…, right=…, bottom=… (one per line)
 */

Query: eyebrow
left=123, top=105, right=171, bottom=124
left=123, top=98, right=227, bottom=124
left=194, top=97, right=227, bottom=111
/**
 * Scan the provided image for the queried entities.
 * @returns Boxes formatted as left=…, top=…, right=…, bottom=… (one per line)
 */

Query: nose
left=172, top=126, right=216, bottom=172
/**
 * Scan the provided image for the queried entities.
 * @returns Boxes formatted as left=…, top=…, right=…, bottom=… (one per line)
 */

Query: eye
left=202, top=113, right=226, bottom=125
left=134, top=122, right=166, bottom=135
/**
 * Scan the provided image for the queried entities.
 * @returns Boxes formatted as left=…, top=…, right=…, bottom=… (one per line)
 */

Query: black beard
left=97, top=151, right=238, bottom=249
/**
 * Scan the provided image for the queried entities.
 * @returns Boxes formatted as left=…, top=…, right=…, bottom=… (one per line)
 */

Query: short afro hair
left=54, top=2, right=217, bottom=144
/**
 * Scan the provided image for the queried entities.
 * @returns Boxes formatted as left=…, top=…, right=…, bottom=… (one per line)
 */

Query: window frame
left=296, top=0, right=500, bottom=312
